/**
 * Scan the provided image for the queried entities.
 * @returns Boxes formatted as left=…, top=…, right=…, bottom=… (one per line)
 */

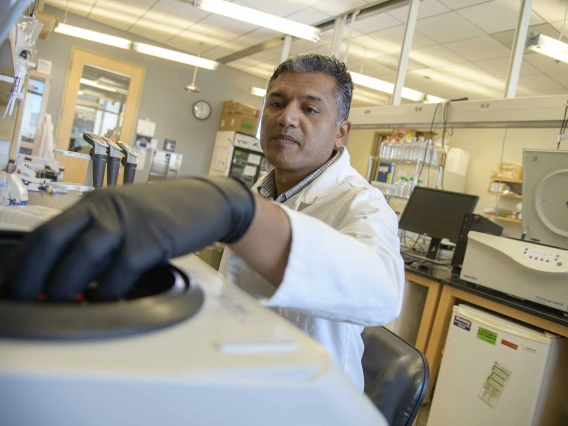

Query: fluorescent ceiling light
left=80, top=78, right=117, bottom=93
left=527, top=33, right=568, bottom=64
left=55, top=23, right=132, bottom=49
left=425, top=95, right=446, bottom=103
left=250, top=87, right=267, bottom=97
left=132, top=42, right=219, bottom=70
left=350, top=71, right=428, bottom=102
left=198, top=0, right=320, bottom=42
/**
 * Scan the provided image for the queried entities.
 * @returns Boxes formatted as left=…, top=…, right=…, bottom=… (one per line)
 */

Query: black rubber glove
left=0, top=177, right=255, bottom=302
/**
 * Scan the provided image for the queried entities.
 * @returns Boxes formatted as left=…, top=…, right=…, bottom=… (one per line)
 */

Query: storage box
left=491, top=162, right=522, bottom=181
left=219, top=115, right=258, bottom=136
left=222, top=100, right=259, bottom=117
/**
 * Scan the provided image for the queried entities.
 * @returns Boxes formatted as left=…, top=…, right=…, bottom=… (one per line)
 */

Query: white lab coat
left=219, top=146, right=405, bottom=390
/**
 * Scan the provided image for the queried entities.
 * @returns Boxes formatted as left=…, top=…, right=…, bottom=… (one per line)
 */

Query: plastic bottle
left=397, top=177, right=407, bottom=197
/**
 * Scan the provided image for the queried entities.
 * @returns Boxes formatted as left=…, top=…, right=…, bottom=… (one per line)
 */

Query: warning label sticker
left=501, top=339, right=518, bottom=350
left=477, top=327, right=498, bottom=345
left=479, top=362, right=512, bottom=408
left=453, top=315, right=472, bottom=331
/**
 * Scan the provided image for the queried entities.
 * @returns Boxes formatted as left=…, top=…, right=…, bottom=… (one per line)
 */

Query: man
left=222, top=54, right=404, bottom=390
left=1, top=54, right=404, bottom=391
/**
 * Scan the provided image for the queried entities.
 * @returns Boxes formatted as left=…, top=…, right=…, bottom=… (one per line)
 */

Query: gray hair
left=267, top=54, right=354, bottom=126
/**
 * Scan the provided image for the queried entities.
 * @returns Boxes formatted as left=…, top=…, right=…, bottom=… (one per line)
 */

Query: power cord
left=558, top=102, right=568, bottom=150
left=419, top=102, right=443, bottom=188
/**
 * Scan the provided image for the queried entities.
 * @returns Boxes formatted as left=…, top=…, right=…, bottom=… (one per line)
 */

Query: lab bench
left=403, top=265, right=568, bottom=401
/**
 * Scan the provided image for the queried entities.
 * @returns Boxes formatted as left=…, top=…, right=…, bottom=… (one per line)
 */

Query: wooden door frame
left=56, top=46, right=145, bottom=151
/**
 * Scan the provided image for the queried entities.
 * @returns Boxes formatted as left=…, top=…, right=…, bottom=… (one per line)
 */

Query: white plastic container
left=445, top=148, right=470, bottom=176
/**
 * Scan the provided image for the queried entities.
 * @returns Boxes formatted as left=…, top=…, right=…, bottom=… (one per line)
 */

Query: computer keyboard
left=0, top=205, right=61, bottom=231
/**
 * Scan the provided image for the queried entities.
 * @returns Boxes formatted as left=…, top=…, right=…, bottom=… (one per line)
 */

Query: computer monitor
left=399, top=187, right=479, bottom=261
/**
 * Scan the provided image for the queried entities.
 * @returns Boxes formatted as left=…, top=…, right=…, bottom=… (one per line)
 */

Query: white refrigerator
left=428, top=304, right=568, bottom=426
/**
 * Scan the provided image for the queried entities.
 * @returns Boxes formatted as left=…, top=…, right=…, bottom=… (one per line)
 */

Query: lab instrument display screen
left=399, top=187, right=479, bottom=243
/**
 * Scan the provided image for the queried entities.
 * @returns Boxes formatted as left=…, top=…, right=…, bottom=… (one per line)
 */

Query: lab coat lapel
left=291, top=146, right=352, bottom=211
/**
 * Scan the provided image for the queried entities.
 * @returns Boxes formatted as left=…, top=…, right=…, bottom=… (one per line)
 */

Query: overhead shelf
left=488, top=191, right=523, bottom=199
left=350, top=95, right=568, bottom=129
left=486, top=214, right=522, bottom=224
left=490, top=178, right=522, bottom=184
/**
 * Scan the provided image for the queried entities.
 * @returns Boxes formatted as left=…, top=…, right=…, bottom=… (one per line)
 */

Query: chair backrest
left=361, top=326, right=429, bottom=426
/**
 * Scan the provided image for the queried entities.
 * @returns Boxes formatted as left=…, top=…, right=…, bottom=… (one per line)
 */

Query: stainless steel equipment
left=135, top=149, right=183, bottom=184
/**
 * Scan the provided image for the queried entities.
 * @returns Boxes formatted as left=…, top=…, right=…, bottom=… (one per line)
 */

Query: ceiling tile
left=445, top=36, right=510, bottom=62
left=406, top=67, right=463, bottom=87
left=349, top=12, right=401, bottom=34
left=375, top=54, right=428, bottom=72
left=432, top=62, right=495, bottom=83
left=456, top=0, right=544, bottom=34
left=227, top=57, right=263, bottom=69
left=165, top=37, right=204, bottom=56
left=523, top=51, right=568, bottom=73
left=248, top=48, right=283, bottom=63
left=533, top=88, right=568, bottom=95
left=313, top=0, right=367, bottom=16
left=285, top=7, right=329, bottom=25
left=490, top=23, right=560, bottom=49
left=45, top=0, right=95, bottom=17
left=299, top=0, right=324, bottom=6
left=532, top=0, right=568, bottom=24
left=236, top=0, right=307, bottom=17
left=153, top=0, right=210, bottom=20
left=129, top=10, right=196, bottom=43
left=410, top=45, right=469, bottom=68
left=388, top=0, right=451, bottom=22
left=290, top=38, right=321, bottom=54
left=205, top=45, right=238, bottom=60
left=243, top=61, right=278, bottom=79
left=229, top=28, right=282, bottom=50
left=547, top=71, right=568, bottom=89
left=88, top=12, right=138, bottom=32
left=474, top=57, right=541, bottom=78
left=518, top=73, right=566, bottom=94
left=437, top=0, right=492, bottom=11
left=197, top=14, right=259, bottom=35
left=368, top=25, right=437, bottom=50
left=550, top=21, right=568, bottom=34
left=167, top=22, right=242, bottom=53
left=347, top=59, right=396, bottom=78
left=348, top=34, right=400, bottom=58
left=416, top=12, right=485, bottom=43
left=88, top=0, right=154, bottom=30
left=352, top=86, right=390, bottom=107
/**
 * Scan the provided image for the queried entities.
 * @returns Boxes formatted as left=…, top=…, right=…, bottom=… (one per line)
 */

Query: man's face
left=260, top=72, right=351, bottom=175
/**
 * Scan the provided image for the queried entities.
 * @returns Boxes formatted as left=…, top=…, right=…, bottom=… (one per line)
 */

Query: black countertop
left=404, top=265, right=568, bottom=328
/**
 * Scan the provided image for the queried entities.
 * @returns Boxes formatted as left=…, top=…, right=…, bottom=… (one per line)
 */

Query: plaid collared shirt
left=257, top=150, right=340, bottom=202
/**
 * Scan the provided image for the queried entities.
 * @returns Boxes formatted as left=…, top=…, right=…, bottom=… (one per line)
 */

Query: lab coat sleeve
left=262, top=190, right=405, bottom=327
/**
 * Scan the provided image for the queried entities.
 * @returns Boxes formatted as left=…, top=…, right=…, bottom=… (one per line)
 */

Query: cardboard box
left=222, top=100, right=259, bottom=117
left=219, top=114, right=258, bottom=136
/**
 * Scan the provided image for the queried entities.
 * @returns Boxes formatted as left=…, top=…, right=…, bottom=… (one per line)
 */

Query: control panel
left=468, top=231, right=568, bottom=274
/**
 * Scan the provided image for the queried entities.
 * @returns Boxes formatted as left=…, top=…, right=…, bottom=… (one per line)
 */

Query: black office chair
left=361, top=326, right=429, bottom=426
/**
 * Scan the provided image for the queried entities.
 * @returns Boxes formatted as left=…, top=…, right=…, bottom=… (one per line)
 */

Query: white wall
left=345, top=129, right=376, bottom=177
left=449, top=127, right=560, bottom=237
left=39, top=6, right=268, bottom=177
